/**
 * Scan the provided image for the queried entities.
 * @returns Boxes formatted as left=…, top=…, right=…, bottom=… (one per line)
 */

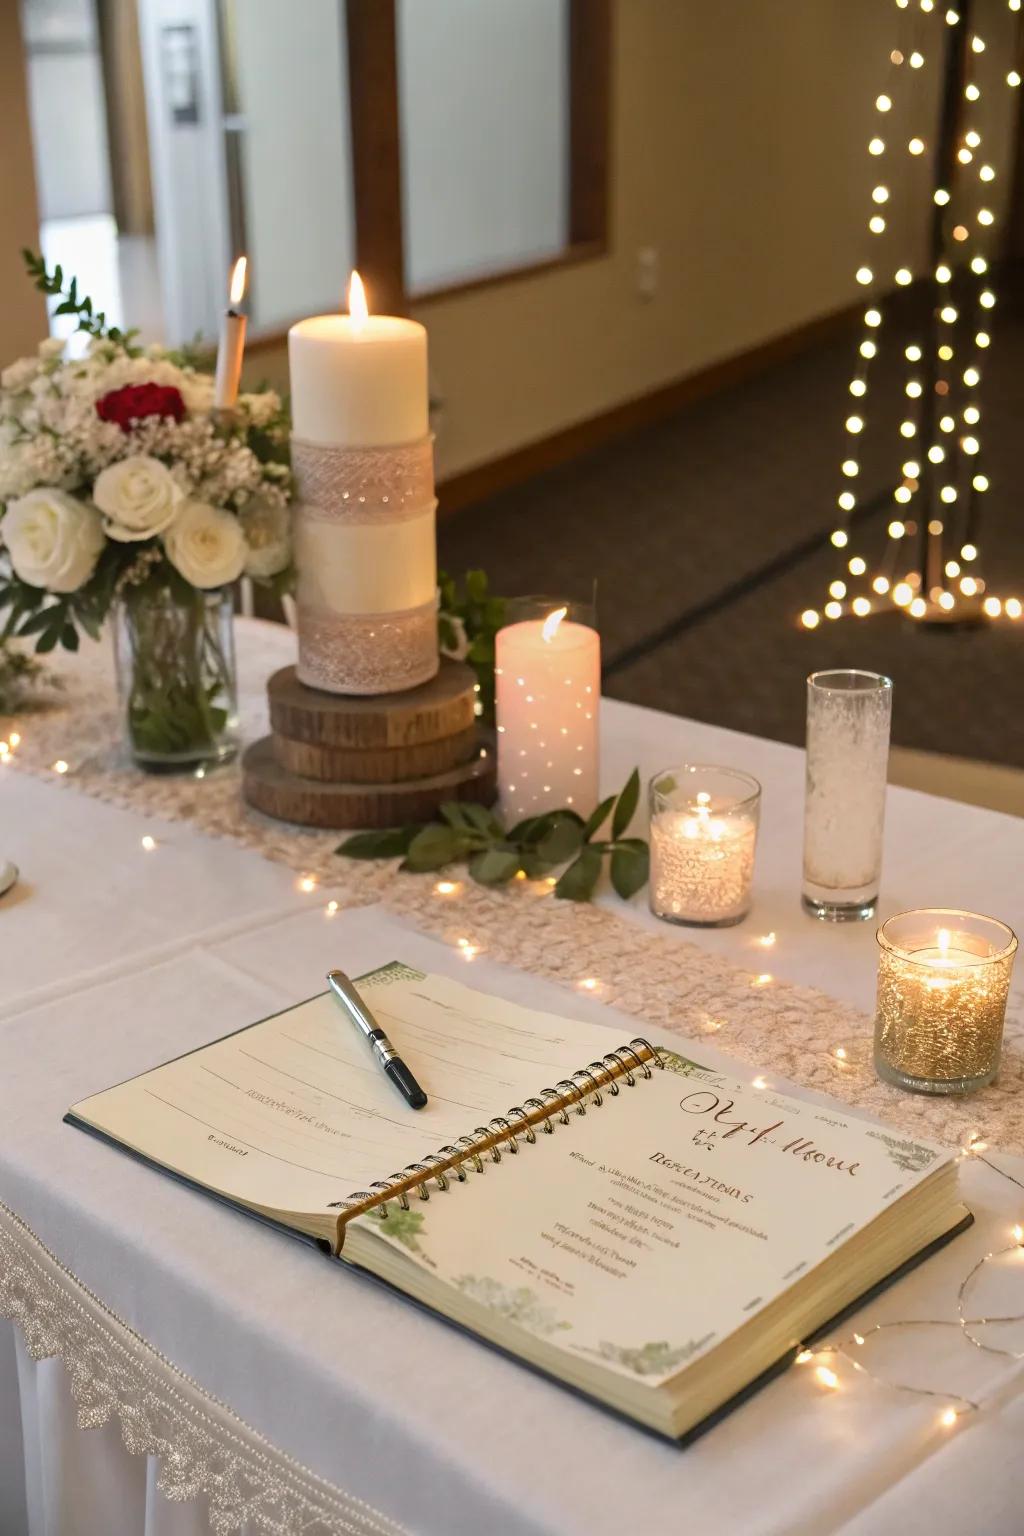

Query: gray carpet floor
left=439, top=283, right=1024, bottom=771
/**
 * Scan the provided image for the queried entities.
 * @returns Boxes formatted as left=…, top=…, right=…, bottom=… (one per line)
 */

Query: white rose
left=93, top=454, right=182, bottom=541
left=240, top=498, right=291, bottom=577
left=1, top=488, right=105, bottom=593
left=164, top=500, right=247, bottom=589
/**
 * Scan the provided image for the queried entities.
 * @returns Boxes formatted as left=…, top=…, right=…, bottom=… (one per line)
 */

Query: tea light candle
left=495, top=603, right=600, bottom=819
left=874, top=909, right=1018, bottom=1094
left=648, top=766, right=761, bottom=927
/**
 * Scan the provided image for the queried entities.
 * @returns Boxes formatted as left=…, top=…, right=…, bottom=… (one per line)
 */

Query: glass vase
left=113, top=585, right=239, bottom=771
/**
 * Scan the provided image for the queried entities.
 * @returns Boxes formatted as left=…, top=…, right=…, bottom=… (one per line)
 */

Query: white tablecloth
left=2, top=623, right=1024, bottom=1536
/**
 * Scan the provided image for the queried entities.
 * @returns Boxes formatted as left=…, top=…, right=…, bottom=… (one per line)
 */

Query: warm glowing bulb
left=849, top=556, right=867, bottom=576
left=869, top=215, right=886, bottom=234
left=872, top=185, right=889, bottom=204
left=946, top=560, right=961, bottom=578
left=978, top=208, right=994, bottom=226
left=938, top=344, right=953, bottom=360
left=980, top=290, right=995, bottom=308
left=825, top=600, right=843, bottom=619
left=895, top=267, right=912, bottom=286
left=816, top=1366, right=840, bottom=1389
left=964, top=405, right=980, bottom=424
left=849, top=378, right=867, bottom=396
left=1005, top=598, right=1022, bottom=619
left=946, top=5, right=960, bottom=19
left=910, top=596, right=928, bottom=617
left=928, top=445, right=945, bottom=463
left=962, top=540, right=979, bottom=558
left=1009, top=70, right=1021, bottom=88
left=961, top=576, right=978, bottom=596
left=435, top=879, right=458, bottom=895
left=966, top=131, right=981, bottom=148
left=953, top=224, right=969, bottom=241
left=940, top=415, right=955, bottom=433
left=894, top=486, right=912, bottom=504
left=971, top=256, right=988, bottom=274
left=958, top=147, right=974, bottom=164
left=975, top=328, right=990, bottom=345
left=929, top=519, right=945, bottom=536
left=908, top=137, right=925, bottom=155
left=873, top=575, right=890, bottom=594
left=53, top=759, right=68, bottom=774
left=846, top=415, right=864, bottom=433
left=906, top=380, right=923, bottom=398
left=909, top=50, right=924, bottom=67
left=971, top=35, right=985, bottom=52
left=902, top=459, right=920, bottom=477
left=893, top=582, right=913, bottom=605
left=542, top=606, right=568, bottom=642
left=838, top=490, right=856, bottom=511
left=796, top=1349, right=814, bottom=1365
left=940, top=305, right=958, bottom=323
left=935, top=264, right=952, bottom=283
left=971, top=477, right=988, bottom=494
left=228, top=255, right=247, bottom=306
left=859, top=341, right=876, bottom=362
left=855, top=266, right=873, bottom=285
left=831, top=529, right=849, bottom=548
left=853, top=597, right=871, bottom=617
left=900, top=420, right=916, bottom=437
left=876, top=94, right=892, bottom=111
left=865, top=308, right=882, bottom=327
left=889, top=520, right=906, bottom=538
left=965, top=83, right=980, bottom=101
left=962, top=435, right=979, bottom=454
left=979, top=164, right=995, bottom=182
left=842, top=457, right=859, bottom=474
left=347, top=269, right=368, bottom=327
left=141, top=834, right=157, bottom=851
left=940, top=486, right=957, bottom=503
left=869, top=137, right=885, bottom=155
left=830, top=580, right=847, bottom=599
left=801, top=609, right=820, bottom=629
left=938, top=591, right=955, bottom=611
left=297, top=874, right=317, bottom=893
left=905, top=344, right=922, bottom=362
left=983, top=596, right=1002, bottom=617
left=940, top=1408, right=959, bottom=1428
left=934, top=187, right=951, bottom=205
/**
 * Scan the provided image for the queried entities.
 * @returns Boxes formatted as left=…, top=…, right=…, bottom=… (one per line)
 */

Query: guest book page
left=359, top=1060, right=949, bottom=1381
left=68, top=967, right=640, bottom=1221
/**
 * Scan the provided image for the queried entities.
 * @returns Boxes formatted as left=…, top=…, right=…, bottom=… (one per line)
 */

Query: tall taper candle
left=288, top=273, right=437, bottom=695
left=213, top=256, right=247, bottom=411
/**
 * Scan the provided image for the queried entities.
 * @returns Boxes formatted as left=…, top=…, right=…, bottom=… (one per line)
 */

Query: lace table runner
left=3, top=628, right=1022, bottom=1155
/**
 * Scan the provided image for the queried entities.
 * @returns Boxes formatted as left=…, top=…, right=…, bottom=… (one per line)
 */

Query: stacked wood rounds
left=242, top=661, right=496, bottom=829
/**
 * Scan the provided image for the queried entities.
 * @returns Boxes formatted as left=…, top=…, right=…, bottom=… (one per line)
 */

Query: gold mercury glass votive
left=648, top=765, right=761, bottom=927
left=874, top=909, right=1017, bottom=1095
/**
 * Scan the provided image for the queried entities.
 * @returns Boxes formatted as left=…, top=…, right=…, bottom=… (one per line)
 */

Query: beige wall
left=235, top=0, right=1009, bottom=482
left=0, top=6, right=47, bottom=360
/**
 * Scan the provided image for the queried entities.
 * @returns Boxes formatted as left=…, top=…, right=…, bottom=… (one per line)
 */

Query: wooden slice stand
left=242, top=660, right=496, bottom=829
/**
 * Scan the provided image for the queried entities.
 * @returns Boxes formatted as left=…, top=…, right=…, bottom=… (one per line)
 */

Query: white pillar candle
left=288, top=273, right=437, bottom=695
left=213, top=256, right=248, bottom=412
left=495, top=607, right=600, bottom=819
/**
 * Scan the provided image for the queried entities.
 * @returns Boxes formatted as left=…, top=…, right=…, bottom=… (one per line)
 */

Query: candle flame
left=229, top=255, right=248, bottom=306
left=348, top=270, right=369, bottom=330
left=541, top=606, right=568, bottom=643
left=937, top=928, right=951, bottom=954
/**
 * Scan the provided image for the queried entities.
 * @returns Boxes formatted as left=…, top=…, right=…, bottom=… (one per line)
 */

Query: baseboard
left=435, top=297, right=864, bottom=518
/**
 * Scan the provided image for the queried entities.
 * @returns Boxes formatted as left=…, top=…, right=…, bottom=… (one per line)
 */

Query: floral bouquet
left=0, top=255, right=291, bottom=768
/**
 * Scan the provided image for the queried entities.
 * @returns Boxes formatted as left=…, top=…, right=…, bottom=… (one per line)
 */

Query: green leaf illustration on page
left=585, top=1338, right=709, bottom=1377
left=367, top=1206, right=426, bottom=1251
left=455, top=1275, right=570, bottom=1336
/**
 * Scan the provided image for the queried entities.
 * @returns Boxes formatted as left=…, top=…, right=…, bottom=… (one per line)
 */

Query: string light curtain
left=802, top=0, right=1023, bottom=631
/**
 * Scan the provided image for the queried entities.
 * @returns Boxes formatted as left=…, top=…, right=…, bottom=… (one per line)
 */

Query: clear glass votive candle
left=802, top=669, right=892, bottom=923
left=874, top=909, right=1018, bottom=1095
left=648, top=765, right=761, bottom=927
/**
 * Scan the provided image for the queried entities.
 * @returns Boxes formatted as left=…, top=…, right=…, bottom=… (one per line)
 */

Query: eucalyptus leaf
left=468, top=847, right=521, bottom=886
left=401, top=823, right=465, bottom=872
left=338, top=827, right=419, bottom=860
left=583, top=794, right=617, bottom=841
left=610, top=842, right=649, bottom=900
left=554, top=844, right=603, bottom=902
left=535, top=816, right=584, bottom=866
left=612, top=768, right=640, bottom=839
left=458, top=801, right=506, bottom=838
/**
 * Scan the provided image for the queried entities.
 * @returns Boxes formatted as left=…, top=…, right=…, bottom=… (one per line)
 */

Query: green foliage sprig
left=22, top=249, right=141, bottom=354
left=0, top=638, right=60, bottom=713
left=339, top=768, right=648, bottom=903
left=437, top=569, right=504, bottom=726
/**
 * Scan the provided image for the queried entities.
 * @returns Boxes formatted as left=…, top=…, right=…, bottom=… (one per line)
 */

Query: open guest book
left=66, top=964, right=970, bottom=1441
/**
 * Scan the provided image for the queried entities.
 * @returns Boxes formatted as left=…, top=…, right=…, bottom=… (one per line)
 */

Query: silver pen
left=326, top=970, right=428, bottom=1110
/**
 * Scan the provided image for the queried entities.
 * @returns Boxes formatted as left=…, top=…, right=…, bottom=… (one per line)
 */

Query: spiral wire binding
left=329, top=1039, right=662, bottom=1230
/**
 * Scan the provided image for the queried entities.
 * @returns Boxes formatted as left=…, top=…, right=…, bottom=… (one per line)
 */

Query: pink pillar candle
left=495, top=607, right=600, bottom=820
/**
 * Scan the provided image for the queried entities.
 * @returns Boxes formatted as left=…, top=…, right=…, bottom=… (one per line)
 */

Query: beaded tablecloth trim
left=297, top=600, right=439, bottom=696
left=292, top=437, right=434, bottom=522
left=0, top=1199, right=410, bottom=1536
left=3, top=628, right=1022, bottom=1154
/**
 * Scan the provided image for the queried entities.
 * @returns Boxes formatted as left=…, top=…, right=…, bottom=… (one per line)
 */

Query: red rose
left=96, top=383, right=186, bottom=433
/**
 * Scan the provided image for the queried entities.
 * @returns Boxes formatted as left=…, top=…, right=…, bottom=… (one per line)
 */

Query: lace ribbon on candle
left=297, top=601, right=439, bottom=696
left=291, top=436, right=435, bottom=524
